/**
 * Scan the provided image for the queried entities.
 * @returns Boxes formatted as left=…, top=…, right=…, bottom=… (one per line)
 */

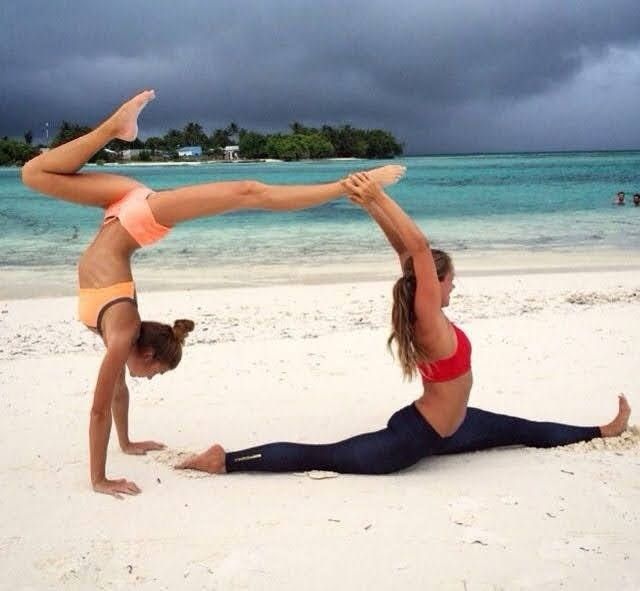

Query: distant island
left=1, top=121, right=403, bottom=166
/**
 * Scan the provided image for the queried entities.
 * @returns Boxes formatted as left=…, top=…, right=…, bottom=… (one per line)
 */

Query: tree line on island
left=1, top=121, right=403, bottom=165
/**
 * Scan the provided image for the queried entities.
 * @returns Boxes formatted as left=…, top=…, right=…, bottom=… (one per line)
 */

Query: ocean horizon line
left=404, top=147, right=640, bottom=158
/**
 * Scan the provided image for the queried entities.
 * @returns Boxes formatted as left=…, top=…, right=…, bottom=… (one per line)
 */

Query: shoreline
left=0, top=156, right=365, bottom=172
left=2, top=247, right=639, bottom=300
left=95, top=156, right=363, bottom=167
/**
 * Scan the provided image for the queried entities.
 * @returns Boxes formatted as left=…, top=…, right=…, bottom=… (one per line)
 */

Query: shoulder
left=101, top=303, right=141, bottom=350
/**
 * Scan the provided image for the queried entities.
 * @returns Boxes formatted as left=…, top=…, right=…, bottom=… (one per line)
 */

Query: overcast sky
left=2, top=0, right=639, bottom=154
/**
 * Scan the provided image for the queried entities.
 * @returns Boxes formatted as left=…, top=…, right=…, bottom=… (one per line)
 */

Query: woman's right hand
left=92, top=477, right=141, bottom=499
left=343, top=172, right=385, bottom=206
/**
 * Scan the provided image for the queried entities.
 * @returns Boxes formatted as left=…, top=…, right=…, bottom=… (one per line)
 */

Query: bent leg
left=22, top=170, right=144, bottom=209
left=21, top=91, right=154, bottom=208
left=435, top=407, right=600, bottom=455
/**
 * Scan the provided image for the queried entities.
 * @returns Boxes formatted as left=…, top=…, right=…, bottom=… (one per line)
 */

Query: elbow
left=408, top=235, right=429, bottom=255
left=112, top=390, right=127, bottom=405
left=90, top=406, right=110, bottom=422
left=112, top=382, right=128, bottom=403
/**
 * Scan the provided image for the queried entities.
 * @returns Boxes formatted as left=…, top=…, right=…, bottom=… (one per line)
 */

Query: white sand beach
left=1, top=258, right=639, bottom=590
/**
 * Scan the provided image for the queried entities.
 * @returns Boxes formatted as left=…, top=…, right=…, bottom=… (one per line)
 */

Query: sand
left=1, top=260, right=639, bottom=590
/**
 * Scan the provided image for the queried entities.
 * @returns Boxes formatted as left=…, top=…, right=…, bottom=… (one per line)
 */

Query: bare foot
left=599, top=394, right=631, bottom=437
left=175, top=444, right=226, bottom=474
left=105, top=90, right=156, bottom=142
left=362, top=164, right=406, bottom=187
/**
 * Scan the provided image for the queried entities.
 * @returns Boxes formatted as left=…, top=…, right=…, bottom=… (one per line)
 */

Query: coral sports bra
left=417, top=323, right=472, bottom=383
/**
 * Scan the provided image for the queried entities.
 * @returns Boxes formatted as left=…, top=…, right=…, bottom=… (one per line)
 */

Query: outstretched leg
left=21, top=90, right=155, bottom=208
left=176, top=428, right=417, bottom=475
left=435, top=395, right=631, bottom=455
left=149, top=164, right=406, bottom=226
left=176, top=404, right=441, bottom=475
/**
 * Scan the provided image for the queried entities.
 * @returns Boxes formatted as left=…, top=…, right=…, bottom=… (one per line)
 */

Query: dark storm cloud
left=2, top=0, right=639, bottom=152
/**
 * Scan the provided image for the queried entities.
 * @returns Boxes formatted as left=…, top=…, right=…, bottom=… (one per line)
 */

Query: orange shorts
left=78, top=281, right=137, bottom=333
left=104, top=185, right=170, bottom=246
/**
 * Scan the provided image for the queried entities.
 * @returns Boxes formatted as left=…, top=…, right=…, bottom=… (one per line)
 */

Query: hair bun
left=172, top=319, right=195, bottom=343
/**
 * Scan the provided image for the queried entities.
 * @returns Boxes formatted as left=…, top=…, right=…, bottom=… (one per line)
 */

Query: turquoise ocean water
left=1, top=152, right=639, bottom=272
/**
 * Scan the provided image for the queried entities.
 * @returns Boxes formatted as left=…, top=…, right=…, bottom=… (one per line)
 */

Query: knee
left=238, top=179, right=266, bottom=196
left=237, top=180, right=269, bottom=207
left=20, top=159, right=40, bottom=189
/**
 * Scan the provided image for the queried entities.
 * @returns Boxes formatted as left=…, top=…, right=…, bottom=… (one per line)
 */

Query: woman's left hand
left=122, top=440, right=166, bottom=455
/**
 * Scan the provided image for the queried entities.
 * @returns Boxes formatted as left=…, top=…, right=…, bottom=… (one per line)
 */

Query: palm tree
left=210, top=128, right=231, bottom=149
left=183, top=122, right=207, bottom=147
left=225, top=122, right=239, bottom=143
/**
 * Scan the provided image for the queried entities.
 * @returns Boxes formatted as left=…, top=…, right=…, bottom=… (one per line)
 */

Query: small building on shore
left=178, top=146, right=202, bottom=158
left=224, top=145, right=239, bottom=160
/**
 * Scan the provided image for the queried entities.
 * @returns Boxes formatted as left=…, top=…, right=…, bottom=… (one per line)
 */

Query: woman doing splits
left=177, top=173, right=631, bottom=476
left=21, top=91, right=405, bottom=497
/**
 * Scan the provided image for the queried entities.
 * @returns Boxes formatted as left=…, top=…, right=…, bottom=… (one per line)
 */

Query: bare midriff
left=414, top=371, right=473, bottom=437
left=78, top=221, right=139, bottom=289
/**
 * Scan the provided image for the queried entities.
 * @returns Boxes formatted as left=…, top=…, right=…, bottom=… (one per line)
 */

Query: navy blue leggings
left=225, top=405, right=600, bottom=475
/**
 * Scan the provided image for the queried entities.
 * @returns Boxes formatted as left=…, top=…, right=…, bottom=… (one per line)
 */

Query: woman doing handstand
left=21, top=92, right=406, bottom=496
left=177, top=173, right=631, bottom=476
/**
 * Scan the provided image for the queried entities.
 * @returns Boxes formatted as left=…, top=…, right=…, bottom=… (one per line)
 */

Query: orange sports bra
left=417, top=323, right=471, bottom=383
